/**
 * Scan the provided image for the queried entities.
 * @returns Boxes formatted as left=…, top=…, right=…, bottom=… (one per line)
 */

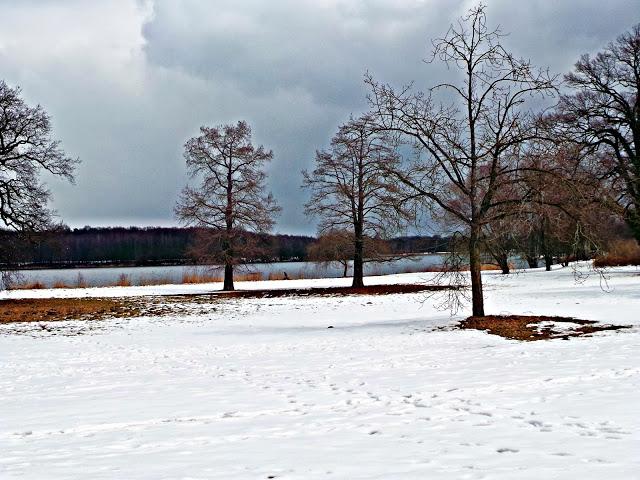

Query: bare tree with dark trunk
left=367, top=5, right=556, bottom=315
left=302, top=114, right=411, bottom=288
left=482, top=218, right=517, bottom=274
left=555, top=24, right=640, bottom=244
left=307, top=230, right=353, bottom=278
left=307, top=229, right=393, bottom=278
left=0, top=80, right=77, bottom=287
left=175, top=121, right=280, bottom=291
left=0, top=81, right=77, bottom=231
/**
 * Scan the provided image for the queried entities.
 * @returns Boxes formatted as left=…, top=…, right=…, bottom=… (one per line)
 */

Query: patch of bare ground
left=0, top=298, right=147, bottom=324
left=459, top=315, right=631, bottom=341
left=215, top=283, right=449, bottom=299
left=0, top=283, right=443, bottom=324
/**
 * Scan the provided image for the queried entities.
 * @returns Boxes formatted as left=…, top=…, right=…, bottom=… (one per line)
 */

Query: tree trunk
left=352, top=230, right=364, bottom=288
left=469, top=227, right=484, bottom=317
left=223, top=263, right=234, bottom=291
left=628, top=206, right=640, bottom=245
left=221, top=231, right=235, bottom=291
left=223, top=161, right=235, bottom=291
left=544, top=254, right=553, bottom=271
left=342, top=261, right=348, bottom=278
left=491, top=251, right=510, bottom=275
left=498, top=253, right=510, bottom=275
left=526, top=232, right=539, bottom=268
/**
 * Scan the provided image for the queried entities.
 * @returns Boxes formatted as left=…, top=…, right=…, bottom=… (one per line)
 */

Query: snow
left=1, top=264, right=638, bottom=479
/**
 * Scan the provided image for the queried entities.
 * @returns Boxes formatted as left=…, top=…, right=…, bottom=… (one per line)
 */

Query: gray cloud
left=0, top=0, right=637, bottom=234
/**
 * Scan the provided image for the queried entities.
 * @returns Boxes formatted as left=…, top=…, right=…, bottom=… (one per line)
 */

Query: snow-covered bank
left=0, top=265, right=638, bottom=479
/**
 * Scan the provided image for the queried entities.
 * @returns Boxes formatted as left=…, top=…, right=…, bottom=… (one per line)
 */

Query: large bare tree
left=302, top=114, right=411, bottom=288
left=175, top=121, right=280, bottom=291
left=555, top=24, right=640, bottom=243
left=0, top=81, right=76, bottom=231
left=0, top=80, right=77, bottom=287
left=367, top=5, right=556, bottom=315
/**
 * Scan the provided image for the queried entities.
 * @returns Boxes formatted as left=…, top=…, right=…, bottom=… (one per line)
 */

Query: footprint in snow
left=496, top=447, right=519, bottom=453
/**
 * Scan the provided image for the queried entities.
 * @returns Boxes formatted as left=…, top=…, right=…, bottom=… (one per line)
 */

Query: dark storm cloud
left=0, top=0, right=636, bottom=233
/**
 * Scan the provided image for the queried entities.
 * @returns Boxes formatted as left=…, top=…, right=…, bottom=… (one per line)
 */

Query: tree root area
left=459, top=315, right=630, bottom=341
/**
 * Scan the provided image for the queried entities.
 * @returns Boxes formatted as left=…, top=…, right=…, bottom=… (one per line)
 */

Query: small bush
left=480, top=264, right=502, bottom=271
left=12, top=281, right=46, bottom=290
left=594, top=239, right=640, bottom=267
left=75, top=273, right=88, bottom=288
left=113, top=273, right=132, bottom=287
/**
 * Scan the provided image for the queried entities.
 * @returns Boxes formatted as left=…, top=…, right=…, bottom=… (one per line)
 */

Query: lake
left=12, top=254, right=448, bottom=288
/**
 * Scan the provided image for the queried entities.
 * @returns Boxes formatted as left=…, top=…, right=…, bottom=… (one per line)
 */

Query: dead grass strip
left=0, top=283, right=444, bottom=324
left=459, top=315, right=630, bottom=341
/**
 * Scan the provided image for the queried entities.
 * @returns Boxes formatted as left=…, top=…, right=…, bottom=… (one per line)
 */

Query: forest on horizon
left=0, top=226, right=450, bottom=269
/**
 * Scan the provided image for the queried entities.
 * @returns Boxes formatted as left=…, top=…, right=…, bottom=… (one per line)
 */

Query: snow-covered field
left=1, top=265, right=638, bottom=479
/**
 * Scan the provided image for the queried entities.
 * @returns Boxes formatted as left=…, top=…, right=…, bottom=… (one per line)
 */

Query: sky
left=0, top=0, right=637, bottom=235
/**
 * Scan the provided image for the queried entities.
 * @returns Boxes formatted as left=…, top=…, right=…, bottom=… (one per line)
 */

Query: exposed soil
left=0, top=297, right=146, bottom=324
left=459, top=315, right=631, bottom=341
left=0, top=283, right=444, bottom=324
left=215, top=283, right=450, bottom=298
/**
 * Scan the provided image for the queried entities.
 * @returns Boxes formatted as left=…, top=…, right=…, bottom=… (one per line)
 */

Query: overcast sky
left=0, top=0, right=637, bottom=234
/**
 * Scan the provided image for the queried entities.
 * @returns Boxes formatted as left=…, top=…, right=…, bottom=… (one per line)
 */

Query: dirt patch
left=213, top=283, right=449, bottom=299
left=0, top=283, right=441, bottom=324
left=459, top=315, right=631, bottom=341
left=0, top=297, right=146, bottom=324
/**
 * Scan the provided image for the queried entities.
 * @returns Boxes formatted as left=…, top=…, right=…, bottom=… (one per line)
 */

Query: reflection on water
left=12, top=255, right=446, bottom=288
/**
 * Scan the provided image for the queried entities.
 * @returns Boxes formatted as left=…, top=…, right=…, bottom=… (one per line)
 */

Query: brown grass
left=0, top=297, right=144, bottom=324
left=112, top=273, right=132, bottom=287
left=75, top=273, right=88, bottom=288
left=267, top=271, right=307, bottom=280
left=10, top=281, right=46, bottom=290
left=594, top=239, right=640, bottom=267
left=0, top=283, right=448, bottom=325
left=480, top=264, right=501, bottom=271
left=52, top=280, right=71, bottom=289
left=393, top=264, right=503, bottom=273
left=137, top=276, right=175, bottom=286
left=218, top=283, right=452, bottom=299
left=235, top=272, right=263, bottom=281
left=181, top=271, right=223, bottom=284
left=459, top=315, right=630, bottom=341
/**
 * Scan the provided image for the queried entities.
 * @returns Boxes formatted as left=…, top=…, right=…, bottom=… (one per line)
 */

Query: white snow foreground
left=0, top=266, right=638, bottom=479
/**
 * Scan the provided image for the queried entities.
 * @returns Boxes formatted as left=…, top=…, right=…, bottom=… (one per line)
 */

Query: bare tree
left=555, top=24, right=640, bottom=243
left=307, top=230, right=353, bottom=277
left=0, top=81, right=77, bottom=231
left=175, top=121, right=280, bottom=291
left=501, top=138, right=614, bottom=273
left=482, top=218, right=517, bottom=274
left=307, top=229, right=392, bottom=278
left=367, top=5, right=556, bottom=315
left=302, top=114, right=412, bottom=288
left=0, top=80, right=77, bottom=287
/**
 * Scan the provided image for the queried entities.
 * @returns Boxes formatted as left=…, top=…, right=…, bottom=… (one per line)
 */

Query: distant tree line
left=0, top=226, right=450, bottom=269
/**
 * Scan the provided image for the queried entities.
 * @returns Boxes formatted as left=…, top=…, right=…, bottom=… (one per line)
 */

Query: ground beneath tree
left=459, top=315, right=630, bottom=341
